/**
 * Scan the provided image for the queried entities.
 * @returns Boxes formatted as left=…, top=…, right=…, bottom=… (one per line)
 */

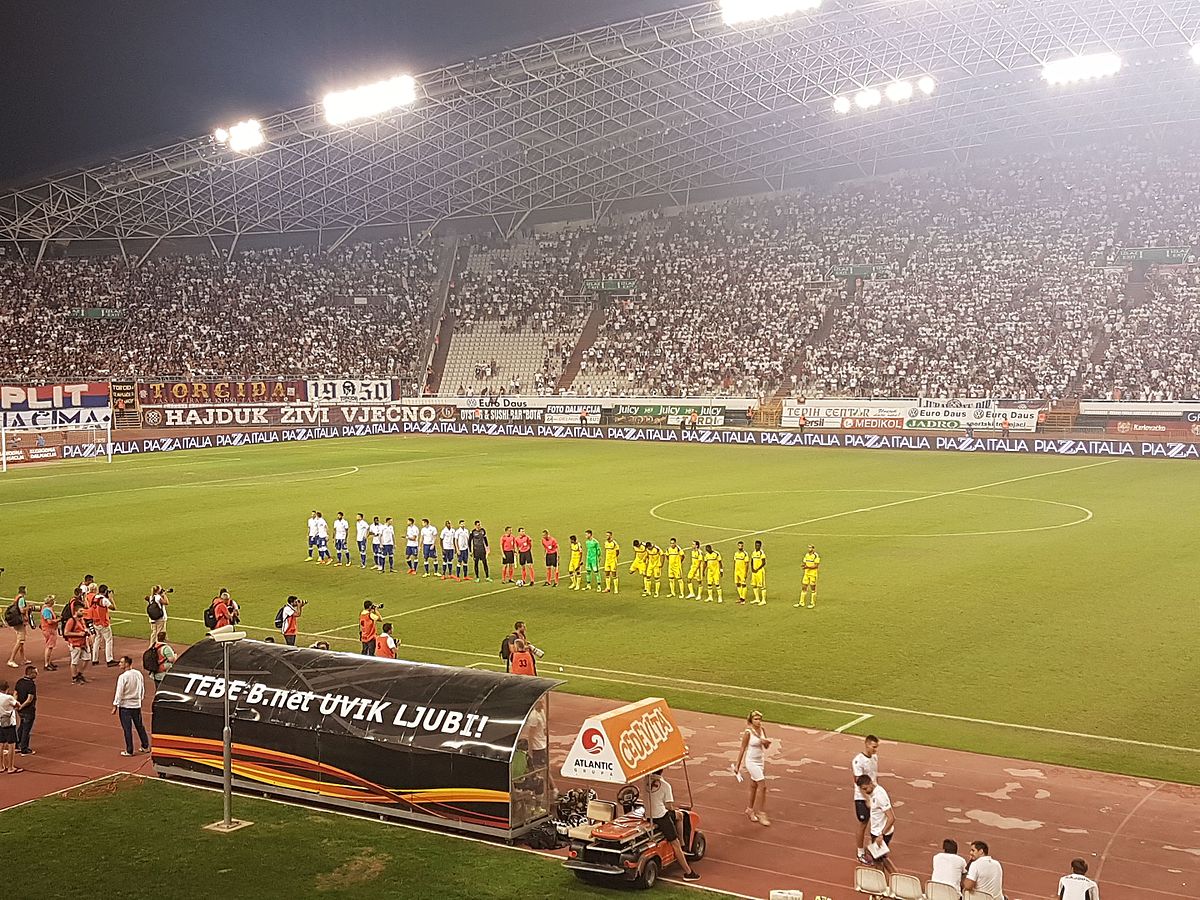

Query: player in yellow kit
left=603, top=531, right=620, bottom=594
left=796, top=543, right=820, bottom=609
left=666, top=538, right=686, bottom=597
left=630, top=540, right=647, bottom=576
left=703, top=544, right=723, bottom=603
left=733, top=540, right=750, bottom=604
left=644, top=541, right=663, bottom=597
left=749, top=539, right=767, bottom=605
left=687, top=540, right=704, bottom=599
left=568, top=534, right=584, bottom=590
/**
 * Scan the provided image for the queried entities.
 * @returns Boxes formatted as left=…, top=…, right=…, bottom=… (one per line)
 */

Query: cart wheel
left=636, top=857, right=660, bottom=890
left=689, top=832, right=707, bottom=861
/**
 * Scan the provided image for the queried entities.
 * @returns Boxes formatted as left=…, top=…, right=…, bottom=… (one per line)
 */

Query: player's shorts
left=668, top=562, right=683, bottom=579
left=502, top=550, right=516, bottom=565
left=518, top=550, right=533, bottom=566
left=358, top=539, right=367, bottom=552
left=603, top=563, right=618, bottom=575
left=854, top=799, right=870, bottom=822
left=706, top=570, right=721, bottom=586
left=457, top=549, right=469, bottom=564
left=443, top=548, right=454, bottom=563
left=317, top=537, right=328, bottom=549
left=545, top=552, right=558, bottom=567
left=734, top=569, right=748, bottom=586
left=651, top=565, right=664, bottom=579
left=406, top=546, right=418, bottom=558
left=308, top=536, right=317, bottom=547
left=423, top=544, right=435, bottom=559
left=687, top=564, right=702, bottom=580
left=802, top=570, right=819, bottom=586
left=336, top=539, right=347, bottom=551
left=630, top=560, right=645, bottom=575
left=750, top=571, right=766, bottom=588
left=569, top=556, right=582, bottom=573
left=382, top=544, right=395, bottom=557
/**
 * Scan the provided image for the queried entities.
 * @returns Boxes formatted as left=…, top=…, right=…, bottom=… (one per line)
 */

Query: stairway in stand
left=556, top=301, right=606, bottom=392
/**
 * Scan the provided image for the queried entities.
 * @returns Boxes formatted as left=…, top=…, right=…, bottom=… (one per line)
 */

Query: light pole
left=204, top=625, right=253, bottom=833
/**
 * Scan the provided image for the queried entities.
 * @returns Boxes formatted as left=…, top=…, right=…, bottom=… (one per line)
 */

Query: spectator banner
left=307, top=379, right=393, bottom=403
left=903, top=407, right=1038, bottom=432
left=137, top=380, right=304, bottom=405
left=141, top=403, right=458, bottom=428
left=544, top=403, right=602, bottom=425
left=610, top=404, right=727, bottom=427
left=783, top=400, right=1038, bottom=432
left=153, top=640, right=560, bottom=838
left=561, top=698, right=687, bottom=784
left=0, top=382, right=112, bottom=428
left=1080, top=400, right=1200, bottom=419
left=917, top=397, right=996, bottom=410
left=782, top=401, right=907, bottom=429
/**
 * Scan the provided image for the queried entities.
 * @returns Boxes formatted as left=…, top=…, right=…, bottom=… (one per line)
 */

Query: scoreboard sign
left=1112, top=247, right=1192, bottom=264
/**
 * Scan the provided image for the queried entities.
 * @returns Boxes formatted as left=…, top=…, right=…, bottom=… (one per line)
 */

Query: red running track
left=3, top=638, right=1197, bottom=900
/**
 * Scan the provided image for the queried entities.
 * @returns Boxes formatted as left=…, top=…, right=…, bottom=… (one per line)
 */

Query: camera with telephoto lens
left=166, top=587, right=174, bottom=593
left=529, top=644, right=545, bottom=660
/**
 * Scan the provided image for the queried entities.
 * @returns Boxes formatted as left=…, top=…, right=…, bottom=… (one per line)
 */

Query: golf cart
left=559, top=698, right=707, bottom=889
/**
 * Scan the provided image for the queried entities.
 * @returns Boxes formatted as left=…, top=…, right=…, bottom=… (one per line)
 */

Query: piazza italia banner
left=781, top=398, right=1040, bottom=432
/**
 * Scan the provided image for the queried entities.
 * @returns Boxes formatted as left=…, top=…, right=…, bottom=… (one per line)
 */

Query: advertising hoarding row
left=780, top=399, right=1040, bottom=432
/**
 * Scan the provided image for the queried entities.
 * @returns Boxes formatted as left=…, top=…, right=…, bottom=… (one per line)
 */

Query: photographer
left=359, top=601, right=383, bottom=655
left=279, top=595, right=303, bottom=646
left=508, top=639, right=538, bottom=676
left=147, top=584, right=172, bottom=644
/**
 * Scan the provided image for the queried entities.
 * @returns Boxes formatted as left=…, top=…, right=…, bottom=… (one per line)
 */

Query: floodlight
left=917, top=75, right=936, bottom=95
left=720, top=0, right=821, bottom=26
left=833, top=96, right=852, bottom=114
left=854, top=88, right=882, bottom=109
left=1041, top=52, right=1122, bottom=86
left=324, top=74, right=417, bottom=126
left=214, top=119, right=264, bottom=153
left=1191, top=44, right=1200, bottom=65
left=885, top=81, right=913, bottom=103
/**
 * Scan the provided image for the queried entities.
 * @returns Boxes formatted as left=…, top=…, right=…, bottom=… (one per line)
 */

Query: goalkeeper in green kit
left=584, top=529, right=602, bottom=591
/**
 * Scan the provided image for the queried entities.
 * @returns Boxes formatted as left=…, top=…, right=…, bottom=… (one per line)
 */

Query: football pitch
left=3, top=433, right=1198, bottom=783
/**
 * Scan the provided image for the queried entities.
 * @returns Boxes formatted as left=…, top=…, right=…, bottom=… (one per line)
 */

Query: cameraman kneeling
left=646, top=770, right=700, bottom=881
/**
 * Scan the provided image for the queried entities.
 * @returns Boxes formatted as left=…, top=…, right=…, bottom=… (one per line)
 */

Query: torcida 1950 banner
left=137, top=380, right=304, bottom=404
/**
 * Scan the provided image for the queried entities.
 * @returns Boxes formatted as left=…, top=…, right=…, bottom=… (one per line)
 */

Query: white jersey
left=334, top=518, right=350, bottom=541
left=381, top=523, right=396, bottom=545
left=307, top=516, right=318, bottom=537
left=454, top=527, right=470, bottom=551
left=368, top=522, right=383, bottom=541
left=406, top=524, right=419, bottom=547
left=420, top=524, right=437, bottom=547
left=356, top=520, right=369, bottom=542
left=441, top=527, right=455, bottom=550
left=315, top=517, right=329, bottom=539
left=852, top=751, right=879, bottom=801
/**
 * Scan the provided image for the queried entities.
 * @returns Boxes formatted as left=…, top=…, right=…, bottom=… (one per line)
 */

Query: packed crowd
left=0, top=239, right=436, bottom=380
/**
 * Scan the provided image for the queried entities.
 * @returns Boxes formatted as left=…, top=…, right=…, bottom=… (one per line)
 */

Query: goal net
left=0, top=421, right=112, bottom=472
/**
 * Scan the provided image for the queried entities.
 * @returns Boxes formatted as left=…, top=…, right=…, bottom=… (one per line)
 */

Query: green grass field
left=3, top=434, right=1198, bottom=782
left=0, top=776, right=711, bottom=899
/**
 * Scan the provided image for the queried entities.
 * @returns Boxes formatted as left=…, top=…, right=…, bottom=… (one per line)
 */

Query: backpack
left=147, top=596, right=165, bottom=622
left=273, top=606, right=286, bottom=630
left=3, top=602, right=22, bottom=628
left=203, top=601, right=218, bottom=630
left=142, top=644, right=161, bottom=674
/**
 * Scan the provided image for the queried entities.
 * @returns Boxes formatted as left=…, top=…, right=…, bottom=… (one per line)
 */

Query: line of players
left=304, top=511, right=822, bottom=607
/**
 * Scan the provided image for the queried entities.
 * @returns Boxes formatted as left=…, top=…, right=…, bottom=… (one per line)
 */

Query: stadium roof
left=2, top=0, right=1199, bottom=249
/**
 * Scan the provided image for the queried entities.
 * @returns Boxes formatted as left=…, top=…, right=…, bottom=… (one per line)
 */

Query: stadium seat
left=854, top=866, right=892, bottom=898
left=925, top=882, right=962, bottom=900
left=890, top=873, right=925, bottom=899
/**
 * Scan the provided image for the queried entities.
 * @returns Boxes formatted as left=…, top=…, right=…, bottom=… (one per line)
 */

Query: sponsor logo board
left=560, top=698, right=686, bottom=784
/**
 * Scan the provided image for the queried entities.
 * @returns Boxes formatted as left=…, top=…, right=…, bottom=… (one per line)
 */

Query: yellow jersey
left=631, top=545, right=647, bottom=573
left=803, top=551, right=820, bottom=572
left=688, top=548, right=704, bottom=575
left=733, top=549, right=750, bottom=580
left=569, top=541, right=583, bottom=570
left=704, top=550, right=722, bottom=577
left=604, top=539, right=620, bottom=568
left=646, top=545, right=663, bottom=574
left=750, top=549, right=766, bottom=585
left=667, top=545, right=685, bottom=575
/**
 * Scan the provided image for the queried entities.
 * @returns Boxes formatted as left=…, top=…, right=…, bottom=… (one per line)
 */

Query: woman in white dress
left=734, top=710, right=772, bottom=825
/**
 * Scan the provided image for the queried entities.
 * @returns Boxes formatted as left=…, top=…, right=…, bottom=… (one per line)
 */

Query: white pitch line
left=716, top=459, right=1117, bottom=545
left=158, top=618, right=1199, bottom=755
left=834, top=712, right=875, bottom=734
left=311, top=586, right=518, bottom=635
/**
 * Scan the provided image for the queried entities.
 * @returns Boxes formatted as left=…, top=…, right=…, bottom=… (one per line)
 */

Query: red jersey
left=501, top=533, right=516, bottom=552
left=359, top=612, right=378, bottom=643
left=213, top=599, right=232, bottom=629
left=375, top=634, right=396, bottom=659
left=542, top=536, right=558, bottom=554
left=509, top=650, right=537, bottom=676
left=64, top=615, right=88, bottom=648
left=91, top=596, right=113, bottom=628
left=516, top=533, right=532, bottom=553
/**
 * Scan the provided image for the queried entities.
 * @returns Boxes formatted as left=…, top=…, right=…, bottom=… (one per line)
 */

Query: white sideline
left=717, top=458, right=1118, bottom=544
left=312, top=586, right=518, bottom=635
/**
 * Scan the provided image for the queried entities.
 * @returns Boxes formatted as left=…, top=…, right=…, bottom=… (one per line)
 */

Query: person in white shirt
left=454, top=520, right=471, bottom=580
left=368, top=516, right=384, bottom=570
left=646, top=770, right=700, bottom=881
left=306, top=511, right=319, bottom=561
left=333, top=512, right=351, bottom=566
left=440, top=521, right=456, bottom=580
left=851, top=734, right=881, bottom=862
left=1058, top=858, right=1099, bottom=900
left=964, top=840, right=1005, bottom=899
left=932, top=838, right=967, bottom=892
left=420, top=518, right=438, bottom=577
left=405, top=518, right=420, bottom=574
left=380, top=518, right=397, bottom=573
left=857, top=775, right=896, bottom=875
left=111, top=655, right=150, bottom=756
left=355, top=513, right=370, bottom=569
left=314, top=512, right=331, bottom=564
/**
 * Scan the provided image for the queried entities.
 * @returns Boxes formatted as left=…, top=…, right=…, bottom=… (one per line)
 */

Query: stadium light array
left=917, top=75, right=936, bottom=95
left=720, top=0, right=821, bottom=26
left=1041, top=52, right=1122, bottom=86
left=854, top=88, right=882, bottom=109
left=324, top=74, right=417, bottom=126
left=885, top=80, right=914, bottom=103
left=834, top=74, right=932, bottom=114
left=213, top=119, right=264, bottom=154
left=833, top=96, right=852, bottom=115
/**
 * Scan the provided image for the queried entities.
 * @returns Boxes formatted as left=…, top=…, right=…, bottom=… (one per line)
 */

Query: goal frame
left=0, top=418, right=113, bottom=472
